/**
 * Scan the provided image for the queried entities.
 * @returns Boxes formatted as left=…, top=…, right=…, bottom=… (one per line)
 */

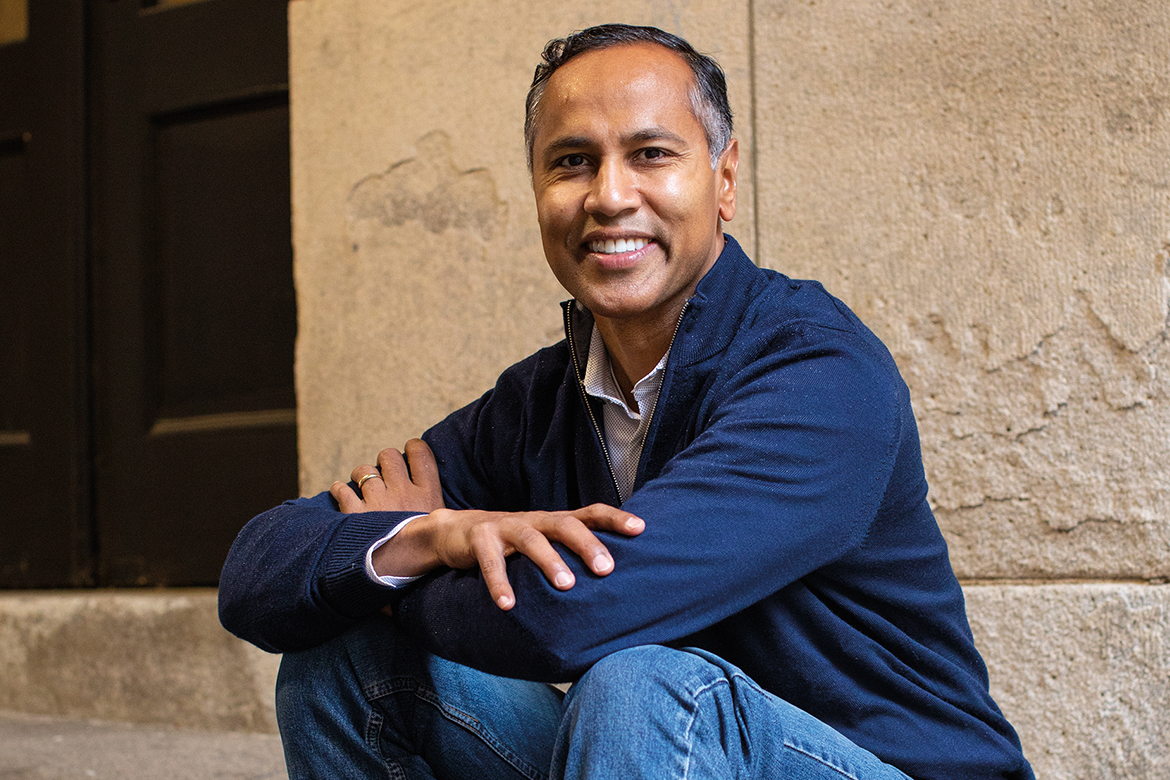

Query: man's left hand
left=331, top=438, right=445, bottom=514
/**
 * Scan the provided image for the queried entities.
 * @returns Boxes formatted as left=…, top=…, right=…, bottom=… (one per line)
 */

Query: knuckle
left=578, top=503, right=604, bottom=520
left=501, top=518, right=529, bottom=539
left=468, top=524, right=493, bottom=546
left=552, top=513, right=583, bottom=535
left=515, top=526, right=544, bottom=548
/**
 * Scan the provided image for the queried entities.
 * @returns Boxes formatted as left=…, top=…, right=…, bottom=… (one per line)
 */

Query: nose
left=584, top=159, right=639, bottom=217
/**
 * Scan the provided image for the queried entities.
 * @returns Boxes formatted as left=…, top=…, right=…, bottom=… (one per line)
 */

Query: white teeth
left=590, top=238, right=648, bottom=254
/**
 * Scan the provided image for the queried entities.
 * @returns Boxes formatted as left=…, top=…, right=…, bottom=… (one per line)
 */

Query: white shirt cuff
left=365, top=515, right=426, bottom=587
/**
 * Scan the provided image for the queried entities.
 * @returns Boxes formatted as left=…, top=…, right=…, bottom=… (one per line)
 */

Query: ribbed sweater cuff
left=320, top=511, right=415, bottom=618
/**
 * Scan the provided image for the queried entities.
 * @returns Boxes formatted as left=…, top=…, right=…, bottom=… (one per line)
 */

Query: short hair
left=524, top=24, right=734, bottom=170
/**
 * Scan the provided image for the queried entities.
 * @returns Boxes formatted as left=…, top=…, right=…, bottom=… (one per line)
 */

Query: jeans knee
left=275, top=634, right=353, bottom=721
left=570, top=645, right=715, bottom=715
left=553, top=648, right=739, bottom=779
left=589, top=643, right=678, bottom=676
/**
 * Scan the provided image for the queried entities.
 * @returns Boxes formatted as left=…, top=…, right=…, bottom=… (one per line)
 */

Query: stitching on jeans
left=365, top=706, right=404, bottom=779
left=682, top=677, right=731, bottom=780
left=414, top=687, right=549, bottom=780
left=368, top=680, right=548, bottom=780
left=341, top=641, right=400, bottom=779
left=783, top=740, right=862, bottom=780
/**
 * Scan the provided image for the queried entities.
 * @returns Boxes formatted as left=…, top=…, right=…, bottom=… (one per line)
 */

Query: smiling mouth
left=588, top=237, right=649, bottom=254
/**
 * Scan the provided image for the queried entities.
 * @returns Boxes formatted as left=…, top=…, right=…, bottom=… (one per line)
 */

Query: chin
left=583, top=295, right=662, bottom=321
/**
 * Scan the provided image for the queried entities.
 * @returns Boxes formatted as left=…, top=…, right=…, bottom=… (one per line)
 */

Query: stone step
left=0, top=590, right=278, bottom=733
left=0, top=710, right=285, bottom=780
left=2, top=585, right=1168, bottom=779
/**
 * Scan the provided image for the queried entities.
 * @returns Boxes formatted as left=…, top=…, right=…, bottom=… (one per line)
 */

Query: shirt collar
left=583, top=323, right=668, bottom=417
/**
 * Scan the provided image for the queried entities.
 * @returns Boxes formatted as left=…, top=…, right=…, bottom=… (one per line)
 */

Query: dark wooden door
left=0, top=0, right=89, bottom=586
left=0, top=0, right=296, bottom=587
left=90, top=0, right=297, bottom=585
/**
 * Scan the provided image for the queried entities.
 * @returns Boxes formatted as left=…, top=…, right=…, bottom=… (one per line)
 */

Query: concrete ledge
left=967, top=582, right=1170, bottom=780
left=2, top=584, right=1167, bottom=780
left=0, top=710, right=285, bottom=780
left=0, top=590, right=279, bottom=733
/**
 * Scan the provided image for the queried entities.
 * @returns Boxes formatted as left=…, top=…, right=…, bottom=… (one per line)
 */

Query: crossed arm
left=329, top=438, right=645, bottom=611
left=220, top=321, right=902, bottom=666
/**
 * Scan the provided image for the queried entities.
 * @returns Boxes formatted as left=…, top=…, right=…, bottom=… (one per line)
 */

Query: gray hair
left=524, top=24, right=734, bottom=171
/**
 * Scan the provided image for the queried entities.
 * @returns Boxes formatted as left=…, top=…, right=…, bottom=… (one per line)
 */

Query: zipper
left=633, top=302, right=689, bottom=470
left=566, top=304, right=623, bottom=502
left=565, top=301, right=689, bottom=504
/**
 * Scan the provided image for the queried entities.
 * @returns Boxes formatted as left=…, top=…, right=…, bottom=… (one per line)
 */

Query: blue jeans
left=276, top=616, right=913, bottom=780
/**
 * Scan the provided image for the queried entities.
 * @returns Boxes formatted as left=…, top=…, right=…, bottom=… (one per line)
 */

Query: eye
left=557, top=153, right=588, bottom=168
left=637, top=147, right=671, bottom=162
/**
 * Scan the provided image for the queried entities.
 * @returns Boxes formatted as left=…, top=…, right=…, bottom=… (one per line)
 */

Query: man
left=220, top=24, right=1034, bottom=780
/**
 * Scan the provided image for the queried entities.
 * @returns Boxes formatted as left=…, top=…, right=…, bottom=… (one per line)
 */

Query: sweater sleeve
left=217, top=490, right=426, bottom=653
left=394, top=324, right=906, bottom=681
left=216, top=364, right=531, bottom=653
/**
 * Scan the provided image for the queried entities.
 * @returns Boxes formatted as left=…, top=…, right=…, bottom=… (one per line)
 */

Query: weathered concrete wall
left=753, top=0, right=1169, bottom=583
left=967, top=584, right=1169, bottom=779
left=752, top=2, right=1169, bottom=776
left=287, top=1, right=1169, bottom=777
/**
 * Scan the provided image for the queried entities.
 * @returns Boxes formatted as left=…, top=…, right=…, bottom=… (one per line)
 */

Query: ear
left=716, top=138, right=739, bottom=223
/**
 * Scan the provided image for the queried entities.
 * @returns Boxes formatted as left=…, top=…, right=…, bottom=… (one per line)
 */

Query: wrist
left=371, top=511, right=442, bottom=577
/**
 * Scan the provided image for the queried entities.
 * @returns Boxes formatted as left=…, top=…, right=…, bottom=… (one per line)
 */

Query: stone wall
left=290, top=1, right=1169, bottom=776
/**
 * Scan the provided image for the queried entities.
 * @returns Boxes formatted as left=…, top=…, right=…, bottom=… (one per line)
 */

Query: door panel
left=0, top=0, right=89, bottom=587
left=91, top=0, right=295, bottom=585
left=0, top=0, right=293, bottom=588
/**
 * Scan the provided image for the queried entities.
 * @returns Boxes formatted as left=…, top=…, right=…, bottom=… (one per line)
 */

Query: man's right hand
left=384, top=505, right=644, bottom=610
left=331, top=439, right=644, bottom=610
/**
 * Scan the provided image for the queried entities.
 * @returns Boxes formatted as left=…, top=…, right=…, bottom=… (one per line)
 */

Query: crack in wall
left=346, top=129, right=506, bottom=243
left=906, top=286, right=1169, bottom=554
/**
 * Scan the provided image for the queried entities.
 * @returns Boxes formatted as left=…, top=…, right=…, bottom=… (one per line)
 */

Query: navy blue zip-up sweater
left=219, top=236, right=1033, bottom=780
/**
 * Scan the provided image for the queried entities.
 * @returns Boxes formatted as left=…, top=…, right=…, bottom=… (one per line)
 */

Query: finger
left=350, top=464, right=384, bottom=494
left=404, top=439, right=445, bottom=510
left=503, top=523, right=577, bottom=591
left=575, top=503, right=645, bottom=535
left=545, top=514, right=616, bottom=576
left=403, top=439, right=443, bottom=505
left=470, top=532, right=517, bottom=610
left=330, top=481, right=364, bottom=513
left=376, top=448, right=410, bottom=489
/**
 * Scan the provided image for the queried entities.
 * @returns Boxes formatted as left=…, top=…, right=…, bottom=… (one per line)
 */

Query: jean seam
left=724, top=669, right=901, bottom=780
left=372, top=707, right=408, bottom=780
left=368, top=678, right=548, bottom=780
left=682, top=676, right=733, bottom=780
left=334, top=644, right=401, bottom=780
left=782, top=741, right=862, bottom=780
left=689, top=663, right=884, bottom=780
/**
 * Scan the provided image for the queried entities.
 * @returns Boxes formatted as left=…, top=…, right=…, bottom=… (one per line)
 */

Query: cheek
left=535, top=190, right=578, bottom=237
left=654, top=170, right=715, bottom=221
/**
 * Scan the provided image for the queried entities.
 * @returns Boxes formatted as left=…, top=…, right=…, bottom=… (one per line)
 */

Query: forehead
left=532, top=43, right=701, bottom=148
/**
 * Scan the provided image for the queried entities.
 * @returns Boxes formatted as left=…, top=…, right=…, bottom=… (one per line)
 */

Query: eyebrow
left=540, top=126, right=690, bottom=159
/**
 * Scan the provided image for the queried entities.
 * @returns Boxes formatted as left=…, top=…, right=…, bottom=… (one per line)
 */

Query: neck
left=594, top=308, right=679, bottom=407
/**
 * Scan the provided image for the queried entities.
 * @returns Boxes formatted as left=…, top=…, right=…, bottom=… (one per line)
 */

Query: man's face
left=530, top=43, right=738, bottom=331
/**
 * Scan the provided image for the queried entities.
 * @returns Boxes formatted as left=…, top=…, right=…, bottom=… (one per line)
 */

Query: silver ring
left=356, top=472, right=381, bottom=490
